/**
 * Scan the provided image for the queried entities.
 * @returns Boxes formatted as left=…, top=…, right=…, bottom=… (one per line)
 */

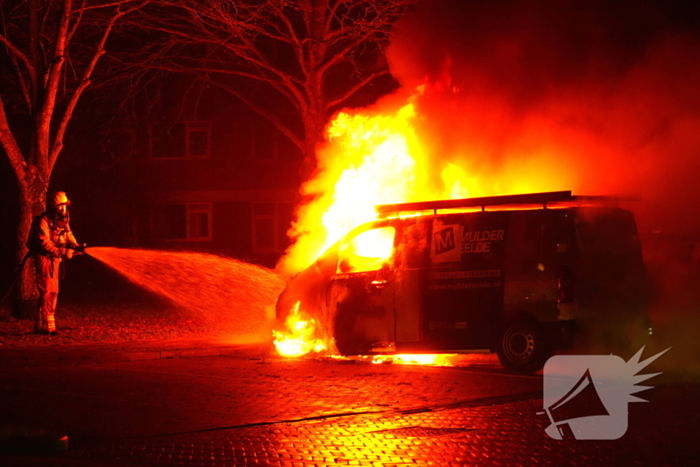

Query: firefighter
left=29, top=191, right=84, bottom=336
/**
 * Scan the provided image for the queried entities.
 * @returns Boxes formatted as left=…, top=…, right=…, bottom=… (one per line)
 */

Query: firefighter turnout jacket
left=30, top=213, right=80, bottom=334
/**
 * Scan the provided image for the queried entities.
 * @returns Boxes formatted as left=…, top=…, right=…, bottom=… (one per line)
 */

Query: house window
left=252, top=202, right=294, bottom=252
left=186, top=203, right=212, bottom=240
left=152, top=203, right=212, bottom=241
left=186, top=121, right=211, bottom=159
left=150, top=121, right=211, bottom=159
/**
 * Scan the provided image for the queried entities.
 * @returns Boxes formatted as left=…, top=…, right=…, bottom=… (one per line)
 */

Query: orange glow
left=372, top=354, right=460, bottom=366
left=337, top=226, right=395, bottom=274
left=278, top=99, right=426, bottom=276
left=346, top=226, right=394, bottom=259
left=272, top=302, right=327, bottom=357
left=277, top=85, right=566, bottom=277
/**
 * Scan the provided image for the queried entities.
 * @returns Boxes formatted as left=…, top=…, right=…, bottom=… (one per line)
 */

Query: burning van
left=275, top=191, right=651, bottom=372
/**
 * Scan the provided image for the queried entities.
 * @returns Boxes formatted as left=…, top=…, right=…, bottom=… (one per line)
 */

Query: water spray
left=85, top=247, right=286, bottom=339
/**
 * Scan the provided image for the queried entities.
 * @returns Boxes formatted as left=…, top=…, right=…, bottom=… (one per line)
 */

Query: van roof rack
left=376, top=191, right=634, bottom=217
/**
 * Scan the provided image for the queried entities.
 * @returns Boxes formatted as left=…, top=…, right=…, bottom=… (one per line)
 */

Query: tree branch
left=0, top=32, right=35, bottom=80
left=115, top=0, right=415, bottom=162
left=66, top=0, right=88, bottom=44
left=76, top=0, right=147, bottom=14
left=50, top=1, right=150, bottom=170
left=8, top=51, right=33, bottom=113
left=116, top=47, right=309, bottom=117
left=38, top=0, right=73, bottom=169
left=208, top=79, right=304, bottom=152
left=327, top=70, right=389, bottom=109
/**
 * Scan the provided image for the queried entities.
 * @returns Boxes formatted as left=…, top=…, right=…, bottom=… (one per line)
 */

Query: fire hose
left=0, top=252, right=31, bottom=304
left=0, top=243, right=87, bottom=303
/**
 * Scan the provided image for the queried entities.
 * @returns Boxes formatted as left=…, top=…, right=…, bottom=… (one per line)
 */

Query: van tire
left=497, top=319, right=549, bottom=373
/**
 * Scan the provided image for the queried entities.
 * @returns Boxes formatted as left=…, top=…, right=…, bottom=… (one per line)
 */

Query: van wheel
left=497, top=320, right=549, bottom=373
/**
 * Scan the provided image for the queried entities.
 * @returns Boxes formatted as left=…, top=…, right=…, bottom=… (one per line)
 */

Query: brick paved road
left=1, top=349, right=698, bottom=466
left=0, top=354, right=539, bottom=440
left=63, top=382, right=700, bottom=467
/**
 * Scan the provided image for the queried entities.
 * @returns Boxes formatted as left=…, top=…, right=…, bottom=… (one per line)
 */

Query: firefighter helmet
left=52, top=191, right=70, bottom=207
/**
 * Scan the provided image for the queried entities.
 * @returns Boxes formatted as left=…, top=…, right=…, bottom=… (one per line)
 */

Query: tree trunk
left=11, top=174, right=47, bottom=320
left=300, top=102, right=328, bottom=181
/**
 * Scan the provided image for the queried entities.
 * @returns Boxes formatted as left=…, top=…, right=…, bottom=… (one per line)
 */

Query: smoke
left=386, top=0, right=700, bottom=234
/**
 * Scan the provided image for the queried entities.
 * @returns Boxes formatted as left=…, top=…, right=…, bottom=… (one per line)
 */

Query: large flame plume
left=273, top=0, right=700, bottom=362
left=277, top=92, right=423, bottom=276
left=277, top=0, right=700, bottom=276
left=277, top=80, right=585, bottom=277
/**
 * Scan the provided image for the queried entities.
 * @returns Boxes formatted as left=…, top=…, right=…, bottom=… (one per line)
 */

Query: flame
left=278, top=99, right=424, bottom=275
left=372, top=354, right=459, bottom=366
left=273, top=83, right=564, bottom=361
left=280, top=90, right=462, bottom=275
left=272, top=302, right=327, bottom=357
left=339, top=225, right=395, bottom=274
left=278, top=85, right=559, bottom=276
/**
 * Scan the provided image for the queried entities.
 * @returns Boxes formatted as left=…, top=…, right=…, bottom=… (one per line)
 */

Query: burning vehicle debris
left=274, top=191, right=651, bottom=373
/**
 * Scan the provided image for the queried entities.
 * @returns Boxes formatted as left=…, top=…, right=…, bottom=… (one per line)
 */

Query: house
left=57, top=78, right=304, bottom=270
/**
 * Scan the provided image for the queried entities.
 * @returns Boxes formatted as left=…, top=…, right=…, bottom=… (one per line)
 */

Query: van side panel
left=394, top=271, right=424, bottom=343
left=503, top=210, right=559, bottom=323
left=571, top=208, right=649, bottom=321
left=424, top=211, right=509, bottom=350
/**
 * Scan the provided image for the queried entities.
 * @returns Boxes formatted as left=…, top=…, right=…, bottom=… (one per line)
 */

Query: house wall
left=53, top=76, right=304, bottom=270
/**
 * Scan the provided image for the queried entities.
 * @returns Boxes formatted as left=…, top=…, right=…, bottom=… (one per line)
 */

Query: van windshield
left=337, top=226, right=395, bottom=274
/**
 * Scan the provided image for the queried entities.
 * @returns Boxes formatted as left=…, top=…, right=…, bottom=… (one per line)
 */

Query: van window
left=337, top=226, right=395, bottom=274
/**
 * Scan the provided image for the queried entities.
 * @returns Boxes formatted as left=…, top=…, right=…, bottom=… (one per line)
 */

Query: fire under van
left=275, top=191, right=651, bottom=372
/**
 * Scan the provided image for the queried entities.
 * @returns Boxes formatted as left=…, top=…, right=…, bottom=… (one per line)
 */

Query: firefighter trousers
left=34, top=255, right=61, bottom=333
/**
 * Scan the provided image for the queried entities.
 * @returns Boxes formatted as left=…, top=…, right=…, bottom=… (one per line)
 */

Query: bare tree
left=0, top=0, right=147, bottom=318
left=129, top=0, right=417, bottom=175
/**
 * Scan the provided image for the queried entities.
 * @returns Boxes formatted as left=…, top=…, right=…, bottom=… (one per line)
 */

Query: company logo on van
left=434, top=227, right=456, bottom=255
left=461, top=229, right=505, bottom=254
